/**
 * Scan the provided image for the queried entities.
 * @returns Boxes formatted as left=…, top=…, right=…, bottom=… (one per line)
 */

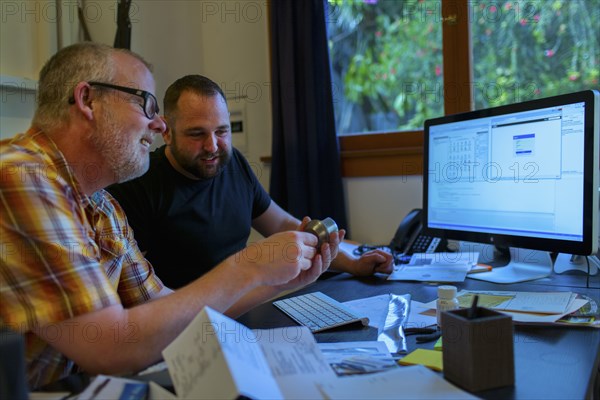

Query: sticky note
left=398, top=348, right=443, bottom=371
left=434, top=336, right=443, bottom=351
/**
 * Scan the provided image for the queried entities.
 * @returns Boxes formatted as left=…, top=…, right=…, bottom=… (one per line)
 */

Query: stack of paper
left=388, top=252, right=479, bottom=282
left=423, top=290, right=595, bottom=326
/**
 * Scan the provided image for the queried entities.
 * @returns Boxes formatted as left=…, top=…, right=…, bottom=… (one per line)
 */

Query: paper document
left=162, top=307, right=337, bottom=400
left=318, top=341, right=397, bottom=377
left=456, top=290, right=575, bottom=314
left=423, top=290, right=580, bottom=315
left=388, top=252, right=479, bottom=282
left=343, top=294, right=390, bottom=330
left=316, top=365, right=477, bottom=399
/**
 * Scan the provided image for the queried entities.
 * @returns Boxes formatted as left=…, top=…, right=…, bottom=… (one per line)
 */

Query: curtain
left=269, top=0, right=349, bottom=235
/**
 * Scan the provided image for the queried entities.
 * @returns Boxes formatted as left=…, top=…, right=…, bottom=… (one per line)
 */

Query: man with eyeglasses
left=0, top=42, right=340, bottom=389
left=108, top=75, right=394, bottom=289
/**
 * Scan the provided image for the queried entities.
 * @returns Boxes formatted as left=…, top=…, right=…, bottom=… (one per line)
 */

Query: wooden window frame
left=339, top=0, right=473, bottom=177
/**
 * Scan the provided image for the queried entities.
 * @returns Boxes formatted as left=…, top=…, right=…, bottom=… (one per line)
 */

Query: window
left=328, top=0, right=599, bottom=177
left=328, top=0, right=444, bottom=134
left=471, top=0, right=599, bottom=108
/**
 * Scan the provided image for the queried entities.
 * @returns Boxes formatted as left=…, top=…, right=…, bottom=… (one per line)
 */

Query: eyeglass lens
left=145, top=94, right=159, bottom=119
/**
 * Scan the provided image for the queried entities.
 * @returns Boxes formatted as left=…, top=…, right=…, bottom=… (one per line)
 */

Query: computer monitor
left=423, top=90, right=599, bottom=283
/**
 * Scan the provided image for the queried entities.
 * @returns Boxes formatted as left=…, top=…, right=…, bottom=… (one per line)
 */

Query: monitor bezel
left=423, top=90, right=599, bottom=256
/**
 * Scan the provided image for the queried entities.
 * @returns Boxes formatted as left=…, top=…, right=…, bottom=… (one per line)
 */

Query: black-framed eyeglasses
left=69, top=81, right=160, bottom=120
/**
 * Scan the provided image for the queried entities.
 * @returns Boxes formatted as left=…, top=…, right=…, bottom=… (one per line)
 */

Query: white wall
left=0, top=0, right=422, bottom=245
left=0, top=0, right=60, bottom=138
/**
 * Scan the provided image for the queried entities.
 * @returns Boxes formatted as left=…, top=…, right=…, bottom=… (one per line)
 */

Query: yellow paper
left=398, top=348, right=443, bottom=371
left=433, top=336, right=443, bottom=351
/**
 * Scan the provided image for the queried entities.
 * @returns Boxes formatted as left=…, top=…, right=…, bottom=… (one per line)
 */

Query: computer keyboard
left=273, top=291, right=369, bottom=333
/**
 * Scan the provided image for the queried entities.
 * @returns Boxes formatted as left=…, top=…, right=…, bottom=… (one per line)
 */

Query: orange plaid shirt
left=0, top=129, right=164, bottom=389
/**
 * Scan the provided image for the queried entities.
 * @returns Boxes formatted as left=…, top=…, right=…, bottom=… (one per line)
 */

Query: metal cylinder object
left=304, top=217, right=338, bottom=249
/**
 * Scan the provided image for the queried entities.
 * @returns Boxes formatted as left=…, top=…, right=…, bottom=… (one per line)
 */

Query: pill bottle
left=436, top=285, right=459, bottom=327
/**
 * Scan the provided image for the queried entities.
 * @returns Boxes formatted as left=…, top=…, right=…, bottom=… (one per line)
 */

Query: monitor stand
left=459, top=242, right=553, bottom=284
left=553, top=253, right=599, bottom=275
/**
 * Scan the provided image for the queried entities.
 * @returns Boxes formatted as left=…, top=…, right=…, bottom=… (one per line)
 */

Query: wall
left=0, top=0, right=60, bottom=138
left=0, top=0, right=421, bottom=245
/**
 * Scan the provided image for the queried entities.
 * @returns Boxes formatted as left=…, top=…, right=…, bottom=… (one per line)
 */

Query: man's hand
left=350, top=249, right=394, bottom=276
left=273, top=225, right=344, bottom=291
left=239, top=231, right=320, bottom=286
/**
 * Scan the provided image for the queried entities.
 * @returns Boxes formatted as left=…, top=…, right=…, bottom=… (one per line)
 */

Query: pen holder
left=441, top=307, right=514, bottom=392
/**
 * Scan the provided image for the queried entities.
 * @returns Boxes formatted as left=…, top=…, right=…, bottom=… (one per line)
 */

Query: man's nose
left=203, top=133, right=218, bottom=153
left=149, top=114, right=167, bottom=134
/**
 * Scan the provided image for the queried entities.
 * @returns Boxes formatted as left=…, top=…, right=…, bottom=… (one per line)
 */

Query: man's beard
left=171, top=140, right=232, bottom=180
left=91, top=110, right=150, bottom=184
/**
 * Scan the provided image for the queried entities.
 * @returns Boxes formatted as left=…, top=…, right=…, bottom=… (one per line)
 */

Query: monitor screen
left=423, top=90, right=599, bottom=260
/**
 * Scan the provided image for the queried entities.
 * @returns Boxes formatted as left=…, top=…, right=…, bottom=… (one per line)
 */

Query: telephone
left=389, top=208, right=447, bottom=259
left=353, top=208, right=448, bottom=264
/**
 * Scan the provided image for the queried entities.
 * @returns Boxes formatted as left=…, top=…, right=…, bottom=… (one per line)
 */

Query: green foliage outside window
left=327, top=0, right=599, bottom=135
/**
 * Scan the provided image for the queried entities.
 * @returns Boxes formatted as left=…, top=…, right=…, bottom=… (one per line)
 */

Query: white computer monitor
left=423, top=90, right=599, bottom=283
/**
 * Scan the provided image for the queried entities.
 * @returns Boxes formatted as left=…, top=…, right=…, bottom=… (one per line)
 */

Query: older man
left=0, top=43, right=340, bottom=389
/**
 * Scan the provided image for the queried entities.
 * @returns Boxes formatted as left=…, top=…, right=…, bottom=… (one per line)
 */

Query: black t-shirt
left=107, top=146, right=271, bottom=289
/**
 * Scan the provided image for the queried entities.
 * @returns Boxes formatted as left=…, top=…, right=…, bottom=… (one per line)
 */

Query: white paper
left=343, top=294, right=390, bottom=329
left=503, top=298, right=588, bottom=323
left=254, top=326, right=335, bottom=399
left=407, top=252, right=480, bottom=266
left=316, top=365, right=478, bottom=399
left=388, top=252, right=477, bottom=282
left=388, top=263, right=470, bottom=282
left=148, top=381, right=177, bottom=400
left=424, top=290, right=576, bottom=315
left=162, top=307, right=282, bottom=400
left=406, top=301, right=437, bottom=329
left=318, top=341, right=397, bottom=377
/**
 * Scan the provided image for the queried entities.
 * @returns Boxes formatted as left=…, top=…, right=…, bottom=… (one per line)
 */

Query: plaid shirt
left=0, top=129, right=164, bottom=389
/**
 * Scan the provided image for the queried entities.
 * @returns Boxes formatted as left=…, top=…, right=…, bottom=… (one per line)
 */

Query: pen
left=468, top=295, right=479, bottom=319
left=90, top=377, right=110, bottom=400
left=467, top=263, right=493, bottom=274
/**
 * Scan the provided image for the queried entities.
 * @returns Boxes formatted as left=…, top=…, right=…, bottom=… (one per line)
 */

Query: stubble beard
left=92, top=110, right=150, bottom=184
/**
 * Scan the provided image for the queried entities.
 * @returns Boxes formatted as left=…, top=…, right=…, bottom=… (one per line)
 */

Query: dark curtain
left=269, top=0, right=349, bottom=235
left=113, top=0, right=132, bottom=49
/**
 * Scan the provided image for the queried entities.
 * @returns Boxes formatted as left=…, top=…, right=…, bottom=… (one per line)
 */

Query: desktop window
left=427, top=100, right=589, bottom=246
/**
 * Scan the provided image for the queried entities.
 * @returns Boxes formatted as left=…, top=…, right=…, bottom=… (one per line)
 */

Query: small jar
left=436, top=285, right=459, bottom=327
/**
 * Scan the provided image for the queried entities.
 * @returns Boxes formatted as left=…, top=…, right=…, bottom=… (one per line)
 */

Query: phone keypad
left=412, top=235, right=433, bottom=253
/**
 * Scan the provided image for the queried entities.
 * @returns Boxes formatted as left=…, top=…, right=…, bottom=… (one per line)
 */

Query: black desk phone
left=353, top=208, right=448, bottom=264
left=390, top=208, right=446, bottom=256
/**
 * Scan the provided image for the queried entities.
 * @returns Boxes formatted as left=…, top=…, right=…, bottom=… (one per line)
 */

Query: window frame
left=339, top=0, right=473, bottom=177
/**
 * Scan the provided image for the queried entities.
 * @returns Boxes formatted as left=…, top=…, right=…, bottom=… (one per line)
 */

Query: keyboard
left=273, top=291, right=369, bottom=333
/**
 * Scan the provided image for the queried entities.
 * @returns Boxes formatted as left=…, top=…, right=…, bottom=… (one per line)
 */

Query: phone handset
left=389, top=209, right=423, bottom=254
left=390, top=209, right=447, bottom=259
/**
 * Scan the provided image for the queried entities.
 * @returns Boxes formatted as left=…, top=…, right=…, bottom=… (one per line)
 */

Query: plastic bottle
left=436, top=285, right=459, bottom=327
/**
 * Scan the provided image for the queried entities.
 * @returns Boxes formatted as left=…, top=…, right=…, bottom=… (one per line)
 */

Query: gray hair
left=32, top=42, right=152, bottom=132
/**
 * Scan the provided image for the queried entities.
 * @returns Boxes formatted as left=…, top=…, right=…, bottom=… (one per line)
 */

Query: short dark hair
left=163, top=75, right=226, bottom=119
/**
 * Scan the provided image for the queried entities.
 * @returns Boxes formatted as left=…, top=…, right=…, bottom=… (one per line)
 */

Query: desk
left=237, top=272, right=600, bottom=400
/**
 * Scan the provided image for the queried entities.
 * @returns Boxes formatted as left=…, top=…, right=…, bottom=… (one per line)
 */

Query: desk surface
left=238, top=271, right=600, bottom=400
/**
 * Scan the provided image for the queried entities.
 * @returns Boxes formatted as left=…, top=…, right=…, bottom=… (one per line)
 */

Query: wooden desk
left=237, top=272, right=600, bottom=400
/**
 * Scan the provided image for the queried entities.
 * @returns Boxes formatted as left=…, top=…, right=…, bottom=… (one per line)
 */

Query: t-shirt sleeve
left=0, top=156, right=121, bottom=332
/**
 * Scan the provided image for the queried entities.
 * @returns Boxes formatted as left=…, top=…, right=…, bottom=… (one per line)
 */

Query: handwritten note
left=162, top=307, right=282, bottom=400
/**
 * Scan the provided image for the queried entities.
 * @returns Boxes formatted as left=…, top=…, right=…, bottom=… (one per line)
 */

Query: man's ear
left=71, top=82, right=95, bottom=120
left=161, top=116, right=172, bottom=144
